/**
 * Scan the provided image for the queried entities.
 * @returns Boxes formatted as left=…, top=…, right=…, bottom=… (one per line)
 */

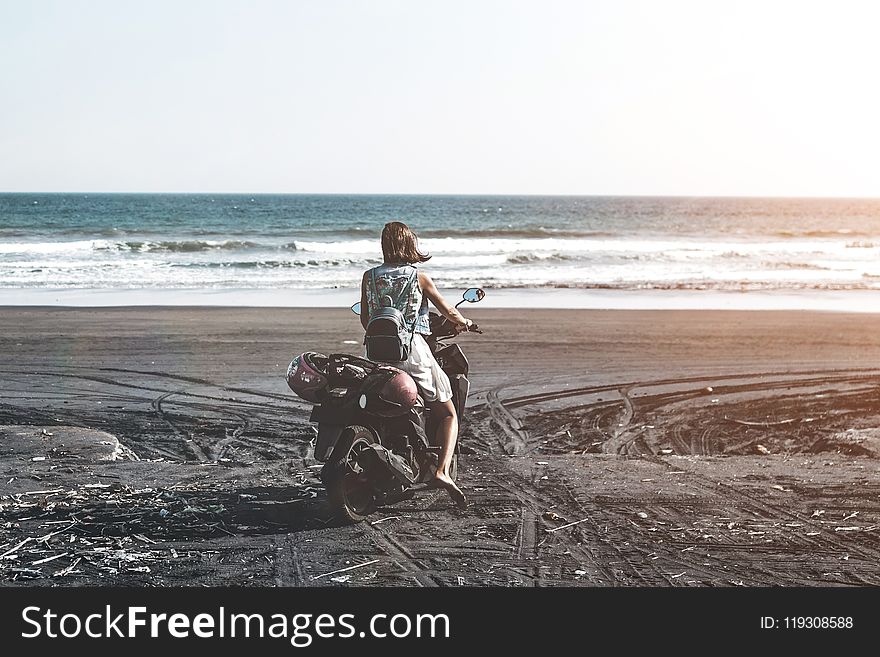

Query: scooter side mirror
left=351, top=302, right=362, bottom=316
left=462, top=288, right=485, bottom=303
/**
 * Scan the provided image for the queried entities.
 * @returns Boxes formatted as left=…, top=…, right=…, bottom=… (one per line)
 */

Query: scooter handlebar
left=454, top=321, right=481, bottom=335
left=429, top=312, right=483, bottom=337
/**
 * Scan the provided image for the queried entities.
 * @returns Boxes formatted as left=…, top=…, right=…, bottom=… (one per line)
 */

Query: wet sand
left=1, top=307, right=879, bottom=586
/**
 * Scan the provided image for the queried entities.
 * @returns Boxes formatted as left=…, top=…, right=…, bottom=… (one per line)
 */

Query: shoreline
left=3, top=287, right=880, bottom=312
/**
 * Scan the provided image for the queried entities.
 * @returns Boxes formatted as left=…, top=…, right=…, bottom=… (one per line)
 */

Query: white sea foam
left=0, top=239, right=117, bottom=255
left=3, top=235, right=880, bottom=293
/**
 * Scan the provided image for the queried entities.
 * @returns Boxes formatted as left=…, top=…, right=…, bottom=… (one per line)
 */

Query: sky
left=1, top=0, right=879, bottom=196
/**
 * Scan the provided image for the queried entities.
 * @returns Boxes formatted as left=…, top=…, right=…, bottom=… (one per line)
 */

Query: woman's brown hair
left=381, top=221, right=431, bottom=264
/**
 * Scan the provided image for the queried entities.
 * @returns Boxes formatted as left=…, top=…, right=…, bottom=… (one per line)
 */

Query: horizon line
left=2, top=191, right=880, bottom=201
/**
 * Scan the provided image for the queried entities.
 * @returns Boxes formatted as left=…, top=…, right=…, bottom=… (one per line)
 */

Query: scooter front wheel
left=325, top=425, right=379, bottom=523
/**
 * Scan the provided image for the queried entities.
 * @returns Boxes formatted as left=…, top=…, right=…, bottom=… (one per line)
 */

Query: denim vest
left=365, top=263, right=431, bottom=335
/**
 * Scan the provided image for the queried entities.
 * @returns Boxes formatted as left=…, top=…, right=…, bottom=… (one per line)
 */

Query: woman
left=360, top=221, right=472, bottom=509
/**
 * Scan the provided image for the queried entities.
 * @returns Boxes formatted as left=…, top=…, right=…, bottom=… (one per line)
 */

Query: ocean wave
left=3, top=233, right=879, bottom=294
left=4, top=277, right=879, bottom=292
left=467, top=280, right=880, bottom=292
left=171, top=258, right=374, bottom=269
left=418, top=228, right=619, bottom=239
left=760, top=261, right=833, bottom=271
left=1, top=234, right=871, bottom=259
left=775, top=229, right=871, bottom=238
left=0, top=239, right=265, bottom=255
left=505, top=252, right=576, bottom=264
left=108, top=240, right=262, bottom=253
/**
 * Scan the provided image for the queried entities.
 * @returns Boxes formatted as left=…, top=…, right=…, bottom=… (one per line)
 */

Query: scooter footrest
left=358, top=444, right=416, bottom=486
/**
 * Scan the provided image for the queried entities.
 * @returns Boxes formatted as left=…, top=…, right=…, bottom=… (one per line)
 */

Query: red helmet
left=361, top=366, right=419, bottom=417
left=286, top=352, right=329, bottom=403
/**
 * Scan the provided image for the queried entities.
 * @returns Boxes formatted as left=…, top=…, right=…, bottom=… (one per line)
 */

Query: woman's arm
left=360, top=271, right=369, bottom=331
left=418, top=271, right=471, bottom=330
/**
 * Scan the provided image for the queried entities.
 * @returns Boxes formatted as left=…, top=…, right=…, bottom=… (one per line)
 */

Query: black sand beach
left=2, top=307, right=879, bottom=586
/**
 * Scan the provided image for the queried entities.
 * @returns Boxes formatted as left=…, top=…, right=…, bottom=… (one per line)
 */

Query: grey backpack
left=364, top=268, right=418, bottom=362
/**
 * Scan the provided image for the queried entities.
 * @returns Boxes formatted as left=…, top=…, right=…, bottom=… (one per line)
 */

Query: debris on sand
left=725, top=416, right=799, bottom=427
left=54, top=557, right=82, bottom=577
left=311, top=559, right=381, bottom=581
left=756, top=444, right=771, bottom=455
left=0, top=478, right=323, bottom=583
left=30, top=551, right=69, bottom=566
left=546, top=517, right=590, bottom=533
left=0, top=537, right=33, bottom=558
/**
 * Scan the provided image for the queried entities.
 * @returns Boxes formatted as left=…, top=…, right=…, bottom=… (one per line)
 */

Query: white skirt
left=397, top=334, right=453, bottom=403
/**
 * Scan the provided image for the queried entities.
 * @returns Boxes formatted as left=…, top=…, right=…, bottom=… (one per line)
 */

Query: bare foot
left=431, top=472, right=467, bottom=510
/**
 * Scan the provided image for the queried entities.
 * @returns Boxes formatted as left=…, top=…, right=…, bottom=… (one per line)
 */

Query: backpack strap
left=368, top=267, right=379, bottom=318
left=395, top=268, right=419, bottom=349
left=392, top=268, right=417, bottom=312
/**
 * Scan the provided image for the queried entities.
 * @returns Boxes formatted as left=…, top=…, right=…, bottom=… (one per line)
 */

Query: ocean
left=2, top=193, right=880, bottom=307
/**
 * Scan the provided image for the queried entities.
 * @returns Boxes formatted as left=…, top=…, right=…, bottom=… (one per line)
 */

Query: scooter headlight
left=359, top=394, right=368, bottom=409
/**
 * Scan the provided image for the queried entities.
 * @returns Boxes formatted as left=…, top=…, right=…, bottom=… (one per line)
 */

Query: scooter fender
left=314, top=424, right=344, bottom=462
left=453, top=374, right=470, bottom=419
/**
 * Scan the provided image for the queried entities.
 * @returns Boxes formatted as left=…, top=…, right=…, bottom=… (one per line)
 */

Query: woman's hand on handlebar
left=455, top=318, right=481, bottom=334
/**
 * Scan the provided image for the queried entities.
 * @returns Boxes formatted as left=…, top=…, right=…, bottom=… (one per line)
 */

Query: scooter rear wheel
left=326, top=425, right=379, bottom=523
